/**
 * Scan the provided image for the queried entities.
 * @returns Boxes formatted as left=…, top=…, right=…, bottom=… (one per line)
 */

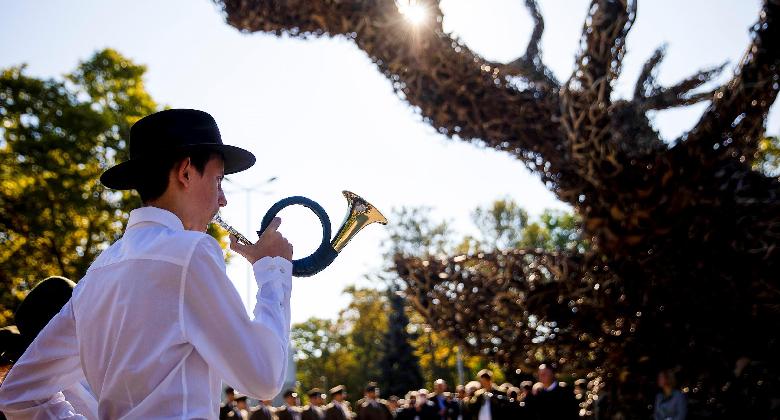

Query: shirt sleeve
left=0, top=299, right=86, bottom=419
left=182, top=237, right=292, bottom=400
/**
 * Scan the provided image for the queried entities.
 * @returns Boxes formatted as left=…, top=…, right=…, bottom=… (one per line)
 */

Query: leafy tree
left=388, top=202, right=583, bottom=388
left=291, top=317, right=352, bottom=397
left=0, top=49, right=227, bottom=326
left=378, top=287, right=423, bottom=397
left=292, top=286, right=388, bottom=403
left=0, top=50, right=154, bottom=325
left=386, top=206, right=451, bottom=258
left=215, top=1, right=779, bottom=415
left=471, top=199, right=528, bottom=251
left=338, top=285, right=388, bottom=388
left=754, top=136, right=780, bottom=177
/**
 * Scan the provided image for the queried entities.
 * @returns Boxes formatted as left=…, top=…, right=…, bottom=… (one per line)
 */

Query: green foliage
left=471, top=198, right=528, bottom=250
left=292, top=200, right=583, bottom=397
left=385, top=207, right=452, bottom=258
left=407, top=312, right=497, bottom=389
left=389, top=199, right=585, bottom=257
left=754, top=136, right=780, bottom=177
left=291, top=286, right=388, bottom=402
left=0, top=50, right=155, bottom=325
left=0, top=49, right=228, bottom=326
left=378, top=287, right=423, bottom=397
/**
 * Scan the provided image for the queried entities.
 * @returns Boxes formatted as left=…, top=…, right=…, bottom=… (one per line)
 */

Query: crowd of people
left=220, top=365, right=585, bottom=420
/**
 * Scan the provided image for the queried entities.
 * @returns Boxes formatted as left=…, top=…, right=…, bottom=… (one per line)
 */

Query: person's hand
left=229, top=217, right=293, bottom=264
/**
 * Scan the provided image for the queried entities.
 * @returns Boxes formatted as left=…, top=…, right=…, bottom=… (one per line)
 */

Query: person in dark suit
left=302, top=388, right=327, bottom=420
left=249, top=400, right=277, bottom=420
left=398, top=390, right=439, bottom=420
left=466, top=370, right=506, bottom=420
left=325, top=385, right=352, bottom=420
left=233, top=394, right=251, bottom=420
left=386, top=395, right=400, bottom=418
left=504, top=386, right=529, bottom=419
left=220, top=387, right=237, bottom=420
left=276, top=389, right=303, bottom=420
left=429, top=379, right=459, bottom=420
left=526, top=364, right=578, bottom=420
left=356, top=382, right=392, bottom=420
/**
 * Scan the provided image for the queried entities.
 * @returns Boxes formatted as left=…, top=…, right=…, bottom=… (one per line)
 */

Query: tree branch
left=216, top=0, right=571, bottom=184
left=633, top=44, right=727, bottom=111
left=633, top=45, right=666, bottom=101
left=640, top=63, right=727, bottom=111
left=560, top=0, right=638, bottom=186
left=501, top=0, right=559, bottom=90
left=394, top=248, right=623, bottom=369
left=678, top=0, right=780, bottom=164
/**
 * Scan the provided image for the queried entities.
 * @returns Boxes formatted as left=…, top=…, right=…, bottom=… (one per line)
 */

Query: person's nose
left=218, top=190, right=227, bottom=207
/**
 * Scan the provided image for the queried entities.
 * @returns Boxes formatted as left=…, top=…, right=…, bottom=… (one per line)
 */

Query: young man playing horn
left=0, top=109, right=293, bottom=419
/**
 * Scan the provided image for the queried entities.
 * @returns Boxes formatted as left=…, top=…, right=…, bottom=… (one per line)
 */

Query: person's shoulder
left=185, top=231, right=227, bottom=264
left=145, top=227, right=217, bottom=267
left=183, top=229, right=220, bottom=251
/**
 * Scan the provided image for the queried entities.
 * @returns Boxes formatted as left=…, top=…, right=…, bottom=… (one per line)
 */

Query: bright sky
left=2, top=0, right=777, bottom=324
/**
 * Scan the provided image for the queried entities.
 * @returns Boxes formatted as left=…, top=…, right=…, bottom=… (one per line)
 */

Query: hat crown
left=100, top=108, right=256, bottom=190
left=129, top=109, right=223, bottom=159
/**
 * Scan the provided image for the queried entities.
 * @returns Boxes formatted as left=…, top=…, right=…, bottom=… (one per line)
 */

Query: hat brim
left=15, top=276, right=76, bottom=341
left=101, top=144, right=256, bottom=190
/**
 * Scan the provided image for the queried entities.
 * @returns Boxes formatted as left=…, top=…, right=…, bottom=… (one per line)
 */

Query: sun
left=397, top=0, right=428, bottom=25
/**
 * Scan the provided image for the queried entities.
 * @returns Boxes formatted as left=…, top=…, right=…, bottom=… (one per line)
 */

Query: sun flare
left=397, top=0, right=428, bottom=25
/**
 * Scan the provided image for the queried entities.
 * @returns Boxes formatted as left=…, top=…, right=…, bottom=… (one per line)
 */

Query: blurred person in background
left=654, top=369, right=687, bottom=420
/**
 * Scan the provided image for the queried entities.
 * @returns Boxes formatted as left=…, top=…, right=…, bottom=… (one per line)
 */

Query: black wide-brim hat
left=0, top=276, right=76, bottom=364
left=15, top=276, right=76, bottom=345
left=101, top=109, right=256, bottom=190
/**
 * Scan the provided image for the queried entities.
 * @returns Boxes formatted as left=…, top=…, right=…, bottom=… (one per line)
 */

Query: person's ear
left=176, top=158, right=192, bottom=188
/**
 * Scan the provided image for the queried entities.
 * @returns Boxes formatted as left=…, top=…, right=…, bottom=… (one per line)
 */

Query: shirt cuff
left=252, top=257, right=293, bottom=300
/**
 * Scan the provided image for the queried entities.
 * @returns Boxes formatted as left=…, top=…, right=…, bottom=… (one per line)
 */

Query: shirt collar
left=127, top=206, right=185, bottom=231
left=545, top=382, right=558, bottom=392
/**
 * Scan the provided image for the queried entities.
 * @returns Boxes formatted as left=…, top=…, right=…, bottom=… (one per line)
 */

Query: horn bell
left=331, top=191, right=388, bottom=253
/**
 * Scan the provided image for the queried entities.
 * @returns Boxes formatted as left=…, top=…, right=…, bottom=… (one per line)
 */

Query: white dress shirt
left=62, top=381, right=98, bottom=420
left=0, top=207, right=292, bottom=419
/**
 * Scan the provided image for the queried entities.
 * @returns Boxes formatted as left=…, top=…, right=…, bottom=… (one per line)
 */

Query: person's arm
left=0, top=300, right=85, bottom=419
left=653, top=394, right=663, bottom=420
left=674, top=391, right=687, bottom=420
left=182, top=236, right=292, bottom=399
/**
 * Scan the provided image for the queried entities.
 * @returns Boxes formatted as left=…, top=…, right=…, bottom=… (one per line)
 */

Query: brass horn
left=213, top=191, right=387, bottom=277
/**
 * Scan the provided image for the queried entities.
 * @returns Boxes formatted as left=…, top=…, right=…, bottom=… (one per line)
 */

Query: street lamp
left=224, top=176, right=278, bottom=308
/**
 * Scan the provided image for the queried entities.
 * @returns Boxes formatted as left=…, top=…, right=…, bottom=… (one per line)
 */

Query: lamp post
left=224, top=176, right=278, bottom=308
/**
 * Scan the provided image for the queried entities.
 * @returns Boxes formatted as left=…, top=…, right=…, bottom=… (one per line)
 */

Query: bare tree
left=215, top=0, right=780, bottom=415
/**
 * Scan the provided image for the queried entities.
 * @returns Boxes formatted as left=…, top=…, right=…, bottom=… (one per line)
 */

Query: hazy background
left=2, top=0, right=776, bottom=323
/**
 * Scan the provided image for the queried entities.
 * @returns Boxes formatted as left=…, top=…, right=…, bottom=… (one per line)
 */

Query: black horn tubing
left=258, top=196, right=338, bottom=277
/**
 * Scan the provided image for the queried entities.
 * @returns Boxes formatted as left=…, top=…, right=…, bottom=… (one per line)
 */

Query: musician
left=276, top=389, right=303, bottom=420
left=221, top=387, right=238, bottom=420
left=249, top=400, right=278, bottom=420
left=232, top=393, right=251, bottom=420
left=356, top=382, right=392, bottom=420
left=429, top=379, right=459, bottom=420
left=302, top=389, right=327, bottom=420
left=325, top=386, right=353, bottom=420
left=0, top=109, right=294, bottom=419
